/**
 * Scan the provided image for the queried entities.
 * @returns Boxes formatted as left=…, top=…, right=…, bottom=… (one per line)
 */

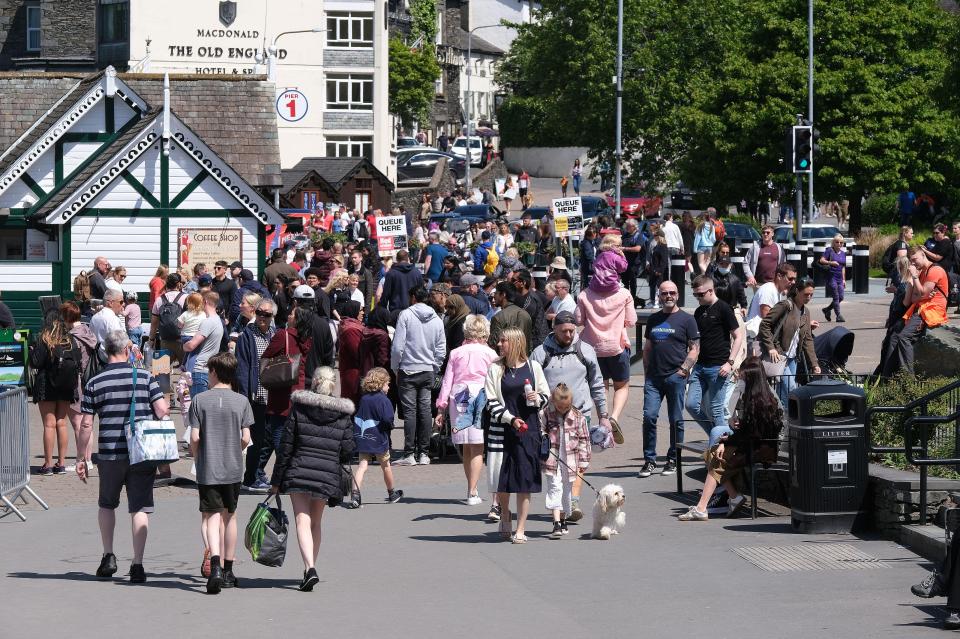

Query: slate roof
left=457, top=30, right=504, bottom=56
left=0, top=72, right=102, bottom=177
left=32, top=109, right=162, bottom=221
left=282, top=157, right=394, bottom=192
left=0, top=72, right=281, bottom=189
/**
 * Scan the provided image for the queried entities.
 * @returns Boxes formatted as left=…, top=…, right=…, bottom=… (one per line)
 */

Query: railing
left=866, top=379, right=960, bottom=525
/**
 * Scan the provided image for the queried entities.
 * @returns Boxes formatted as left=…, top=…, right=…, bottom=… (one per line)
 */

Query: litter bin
left=787, top=379, right=868, bottom=534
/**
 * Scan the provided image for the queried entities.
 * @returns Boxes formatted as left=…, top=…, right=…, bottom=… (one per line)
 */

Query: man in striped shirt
left=77, top=329, right=169, bottom=584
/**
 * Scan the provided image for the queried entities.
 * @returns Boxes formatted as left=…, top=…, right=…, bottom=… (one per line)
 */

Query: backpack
left=72, top=271, right=92, bottom=303
left=484, top=246, right=500, bottom=275
left=157, top=292, right=185, bottom=340
left=355, top=219, right=370, bottom=240
left=541, top=339, right=589, bottom=371
left=713, top=218, right=726, bottom=243
left=48, top=336, right=81, bottom=393
left=881, top=240, right=901, bottom=275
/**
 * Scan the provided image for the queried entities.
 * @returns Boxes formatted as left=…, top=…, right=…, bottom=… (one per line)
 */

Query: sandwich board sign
left=552, top=197, right=583, bottom=238
left=375, top=215, right=408, bottom=256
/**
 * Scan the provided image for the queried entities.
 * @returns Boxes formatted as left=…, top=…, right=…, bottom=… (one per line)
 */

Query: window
left=326, top=74, right=373, bottom=110
left=326, top=12, right=373, bottom=48
left=301, top=190, right=323, bottom=210
left=326, top=136, right=373, bottom=159
left=354, top=178, right=372, bottom=213
left=0, top=229, right=25, bottom=260
left=26, top=3, right=41, bottom=52
left=98, top=0, right=129, bottom=45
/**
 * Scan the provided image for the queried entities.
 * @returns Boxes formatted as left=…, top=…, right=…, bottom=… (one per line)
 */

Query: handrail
left=904, top=411, right=960, bottom=466
left=865, top=379, right=960, bottom=454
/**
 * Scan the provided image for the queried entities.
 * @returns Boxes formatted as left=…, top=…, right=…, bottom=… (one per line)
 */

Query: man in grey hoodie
left=530, top=310, right=611, bottom=521
left=391, top=286, right=447, bottom=466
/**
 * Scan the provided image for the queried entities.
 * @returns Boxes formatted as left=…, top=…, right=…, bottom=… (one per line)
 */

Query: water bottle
left=524, top=378, right=536, bottom=407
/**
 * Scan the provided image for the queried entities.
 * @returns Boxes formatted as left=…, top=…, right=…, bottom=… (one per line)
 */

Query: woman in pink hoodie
left=575, top=247, right=636, bottom=439
left=436, top=314, right=499, bottom=505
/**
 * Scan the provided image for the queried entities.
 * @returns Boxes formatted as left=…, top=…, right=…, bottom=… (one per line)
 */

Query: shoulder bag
left=126, top=367, right=179, bottom=467
left=259, top=331, right=301, bottom=390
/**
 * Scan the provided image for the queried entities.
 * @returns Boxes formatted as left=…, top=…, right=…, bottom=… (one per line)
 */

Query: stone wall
left=323, top=111, right=374, bottom=129
left=41, top=0, right=96, bottom=60
left=868, top=463, right=960, bottom=538
left=502, top=146, right=593, bottom=178
left=0, top=1, right=30, bottom=67
left=323, top=48, right=375, bottom=67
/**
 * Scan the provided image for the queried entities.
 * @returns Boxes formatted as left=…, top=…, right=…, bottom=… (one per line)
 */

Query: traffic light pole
left=806, top=0, right=814, bottom=225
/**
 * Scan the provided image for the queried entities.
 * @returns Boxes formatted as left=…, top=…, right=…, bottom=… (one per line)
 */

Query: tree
left=388, top=38, right=441, bottom=129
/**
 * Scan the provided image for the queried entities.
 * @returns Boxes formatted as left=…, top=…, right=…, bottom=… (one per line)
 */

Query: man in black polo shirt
left=685, top=274, right=745, bottom=447
left=77, top=329, right=168, bottom=584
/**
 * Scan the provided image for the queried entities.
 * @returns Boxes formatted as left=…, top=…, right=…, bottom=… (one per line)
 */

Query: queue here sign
left=376, top=215, right=408, bottom=256
left=552, top=197, right=584, bottom=238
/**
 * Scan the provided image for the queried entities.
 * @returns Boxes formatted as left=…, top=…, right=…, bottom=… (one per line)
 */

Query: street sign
left=375, top=215, right=408, bottom=256
left=552, top=196, right=583, bottom=238
left=277, top=89, right=308, bottom=122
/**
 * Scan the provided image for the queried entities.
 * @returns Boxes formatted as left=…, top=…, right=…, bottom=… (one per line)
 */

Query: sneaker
left=38, top=464, right=53, bottom=476
left=129, top=563, right=147, bottom=584
left=549, top=521, right=563, bottom=539
left=387, top=489, right=404, bottom=504
left=299, top=567, right=319, bottom=592
left=487, top=504, right=501, bottom=522
left=727, top=494, right=747, bottom=517
left=243, top=480, right=269, bottom=494
left=678, top=506, right=708, bottom=521
left=417, top=454, right=431, bottom=465
left=560, top=519, right=569, bottom=535
left=661, top=460, right=677, bottom=476
left=221, top=567, right=238, bottom=589
left=946, top=613, right=960, bottom=630
left=52, top=463, right=67, bottom=475
left=95, top=553, right=117, bottom=579
left=466, top=494, right=482, bottom=506
left=638, top=461, right=657, bottom=478
left=822, top=306, right=832, bottom=322
left=609, top=417, right=625, bottom=445
left=705, top=491, right=730, bottom=516
left=912, top=571, right=946, bottom=598
left=568, top=500, right=583, bottom=522
left=393, top=455, right=417, bottom=466
left=206, top=563, right=223, bottom=594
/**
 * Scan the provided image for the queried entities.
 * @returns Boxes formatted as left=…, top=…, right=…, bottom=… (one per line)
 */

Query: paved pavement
left=5, top=283, right=951, bottom=637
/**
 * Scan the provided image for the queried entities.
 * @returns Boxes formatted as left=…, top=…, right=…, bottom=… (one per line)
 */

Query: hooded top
left=390, top=302, right=446, bottom=373
left=380, top=262, right=424, bottom=312
left=590, top=250, right=628, bottom=295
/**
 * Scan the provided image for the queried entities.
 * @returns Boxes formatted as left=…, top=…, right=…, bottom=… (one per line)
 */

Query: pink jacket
left=541, top=403, right=591, bottom=474
left=436, top=341, right=499, bottom=410
left=575, top=287, right=636, bottom=357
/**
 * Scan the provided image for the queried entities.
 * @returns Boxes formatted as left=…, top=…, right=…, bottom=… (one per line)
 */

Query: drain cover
left=732, top=544, right=888, bottom=572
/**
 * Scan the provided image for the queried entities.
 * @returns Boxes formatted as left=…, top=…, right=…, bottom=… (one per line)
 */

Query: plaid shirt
left=252, top=327, right=272, bottom=405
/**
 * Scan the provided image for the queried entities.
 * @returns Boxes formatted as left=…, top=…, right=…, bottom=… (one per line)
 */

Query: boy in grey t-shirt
left=183, top=290, right=226, bottom=398
left=189, top=352, right=252, bottom=594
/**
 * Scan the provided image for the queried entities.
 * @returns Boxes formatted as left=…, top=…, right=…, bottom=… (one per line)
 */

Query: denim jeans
left=260, top=413, right=287, bottom=475
left=642, top=372, right=687, bottom=463
left=776, top=357, right=798, bottom=410
left=398, top=370, right=434, bottom=458
left=572, top=174, right=582, bottom=194
left=685, top=364, right=735, bottom=446
left=190, top=371, right=209, bottom=399
left=243, top=401, right=268, bottom=486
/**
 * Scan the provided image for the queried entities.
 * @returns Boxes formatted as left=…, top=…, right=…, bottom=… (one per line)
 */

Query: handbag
left=330, top=463, right=358, bottom=509
left=244, top=494, right=289, bottom=567
left=259, top=331, right=301, bottom=390
left=760, top=304, right=788, bottom=379
left=125, top=367, right=179, bottom=467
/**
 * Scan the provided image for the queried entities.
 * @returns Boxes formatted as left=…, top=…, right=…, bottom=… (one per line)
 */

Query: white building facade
left=127, top=0, right=393, bottom=181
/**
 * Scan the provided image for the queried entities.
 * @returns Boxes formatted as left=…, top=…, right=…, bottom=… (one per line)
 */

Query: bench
left=674, top=433, right=790, bottom=519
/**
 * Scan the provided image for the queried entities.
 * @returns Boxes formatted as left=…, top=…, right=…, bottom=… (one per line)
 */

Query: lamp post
left=267, top=27, right=326, bottom=82
left=465, top=24, right=511, bottom=191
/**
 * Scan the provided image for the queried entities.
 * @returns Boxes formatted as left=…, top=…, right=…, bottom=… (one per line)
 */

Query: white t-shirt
left=746, top=282, right=783, bottom=321
left=177, top=309, right=206, bottom=336
left=549, top=294, right=577, bottom=317
left=90, top=307, right=125, bottom=346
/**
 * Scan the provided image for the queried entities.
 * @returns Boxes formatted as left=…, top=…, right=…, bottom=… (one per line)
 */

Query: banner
left=376, top=216, right=408, bottom=256
left=178, top=228, right=243, bottom=268
left=552, top=197, right=584, bottom=238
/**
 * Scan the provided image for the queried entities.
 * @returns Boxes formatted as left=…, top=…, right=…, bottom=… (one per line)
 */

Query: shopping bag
left=125, top=368, right=179, bottom=467
left=244, top=494, right=289, bottom=567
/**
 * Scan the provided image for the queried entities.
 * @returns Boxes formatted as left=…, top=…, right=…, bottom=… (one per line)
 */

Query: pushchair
left=796, top=326, right=854, bottom=385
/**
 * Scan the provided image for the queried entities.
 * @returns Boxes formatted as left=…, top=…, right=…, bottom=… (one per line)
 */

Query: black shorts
left=198, top=483, right=241, bottom=513
left=598, top=349, right=631, bottom=383
left=97, top=458, right=156, bottom=514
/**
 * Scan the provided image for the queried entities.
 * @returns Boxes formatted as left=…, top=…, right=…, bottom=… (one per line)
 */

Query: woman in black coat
left=270, top=366, right=356, bottom=592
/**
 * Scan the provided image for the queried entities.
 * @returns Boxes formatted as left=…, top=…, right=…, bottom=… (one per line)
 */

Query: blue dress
left=497, top=362, right=542, bottom=494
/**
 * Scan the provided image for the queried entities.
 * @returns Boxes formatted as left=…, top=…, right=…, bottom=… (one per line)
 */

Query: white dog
left=591, top=483, right=626, bottom=540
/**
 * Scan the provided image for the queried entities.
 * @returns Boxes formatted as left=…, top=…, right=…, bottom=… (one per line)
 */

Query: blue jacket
left=462, top=290, right=491, bottom=317
left=235, top=322, right=275, bottom=400
left=230, top=280, right=272, bottom=324
left=473, top=240, right=494, bottom=273
left=379, top=262, right=423, bottom=312
left=354, top=391, right=393, bottom=454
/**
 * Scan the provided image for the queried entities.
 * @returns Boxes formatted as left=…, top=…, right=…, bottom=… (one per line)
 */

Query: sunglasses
left=255, top=310, right=275, bottom=318
left=659, top=291, right=678, bottom=297
left=692, top=289, right=713, bottom=298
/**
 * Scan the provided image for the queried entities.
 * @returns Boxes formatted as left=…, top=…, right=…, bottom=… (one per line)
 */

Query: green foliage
left=862, top=194, right=898, bottom=227
left=389, top=38, right=441, bottom=128
left=724, top=214, right=761, bottom=231
left=410, top=0, right=438, bottom=43
left=867, top=373, right=960, bottom=479
left=310, top=231, right=348, bottom=246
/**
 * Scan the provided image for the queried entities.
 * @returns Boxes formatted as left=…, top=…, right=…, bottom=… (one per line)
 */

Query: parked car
left=773, top=224, right=842, bottom=244
left=396, top=150, right=466, bottom=185
left=430, top=204, right=505, bottom=227
left=605, top=186, right=663, bottom=218
left=720, top=222, right=762, bottom=250
left=450, top=136, right=484, bottom=166
left=397, top=137, right=419, bottom=148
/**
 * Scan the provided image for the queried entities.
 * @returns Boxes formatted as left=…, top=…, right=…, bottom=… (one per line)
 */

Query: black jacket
left=303, top=312, right=335, bottom=377
left=519, top=291, right=549, bottom=350
left=379, top=262, right=423, bottom=312
left=271, top=391, right=356, bottom=498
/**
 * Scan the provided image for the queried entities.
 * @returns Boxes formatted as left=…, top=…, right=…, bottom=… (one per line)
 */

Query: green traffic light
left=799, top=159, right=809, bottom=168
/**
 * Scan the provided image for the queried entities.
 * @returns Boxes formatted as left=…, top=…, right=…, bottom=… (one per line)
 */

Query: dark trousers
left=260, top=414, right=287, bottom=475
left=398, top=370, right=434, bottom=458
left=243, top=401, right=268, bottom=485
left=881, top=314, right=925, bottom=377
left=938, top=529, right=960, bottom=609
left=621, top=268, right=638, bottom=304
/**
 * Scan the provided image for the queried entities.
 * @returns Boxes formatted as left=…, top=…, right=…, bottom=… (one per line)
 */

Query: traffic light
left=793, top=124, right=812, bottom=173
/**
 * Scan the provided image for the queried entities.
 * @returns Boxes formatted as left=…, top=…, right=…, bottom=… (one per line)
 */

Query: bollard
left=852, top=244, right=869, bottom=294
left=811, top=244, right=827, bottom=287
left=670, top=257, right=687, bottom=307
left=731, top=247, right=747, bottom=281
left=788, top=243, right=805, bottom=279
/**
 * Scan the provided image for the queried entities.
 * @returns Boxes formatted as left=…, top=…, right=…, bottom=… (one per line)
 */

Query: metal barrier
left=0, top=386, right=48, bottom=521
